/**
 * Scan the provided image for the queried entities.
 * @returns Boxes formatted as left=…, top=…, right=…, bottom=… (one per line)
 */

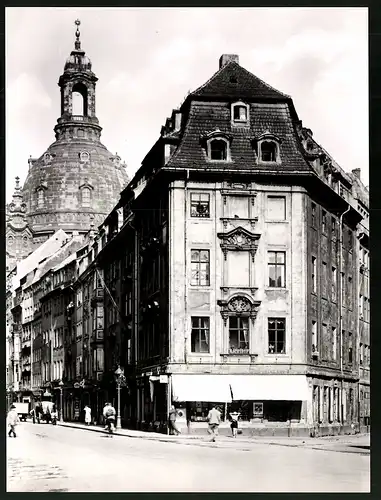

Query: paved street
left=7, top=422, right=370, bottom=493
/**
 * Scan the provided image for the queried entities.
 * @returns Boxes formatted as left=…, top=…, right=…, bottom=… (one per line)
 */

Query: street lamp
left=58, top=380, right=64, bottom=422
left=114, top=366, right=124, bottom=430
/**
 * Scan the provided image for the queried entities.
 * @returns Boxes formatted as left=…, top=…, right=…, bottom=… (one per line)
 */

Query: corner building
left=114, top=54, right=368, bottom=436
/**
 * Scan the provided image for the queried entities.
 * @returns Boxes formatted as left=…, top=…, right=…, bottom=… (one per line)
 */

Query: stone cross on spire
left=74, top=19, right=81, bottom=50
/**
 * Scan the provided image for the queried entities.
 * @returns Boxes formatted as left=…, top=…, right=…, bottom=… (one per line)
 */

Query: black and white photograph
left=6, top=6, right=369, bottom=493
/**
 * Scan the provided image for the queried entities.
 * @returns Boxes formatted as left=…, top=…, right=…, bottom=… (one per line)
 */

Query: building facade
left=96, top=53, right=369, bottom=436
left=7, top=51, right=369, bottom=437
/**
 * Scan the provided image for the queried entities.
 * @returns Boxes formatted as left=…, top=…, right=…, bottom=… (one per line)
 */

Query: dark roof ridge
left=229, top=61, right=291, bottom=100
left=191, top=60, right=228, bottom=96
left=190, top=59, right=291, bottom=101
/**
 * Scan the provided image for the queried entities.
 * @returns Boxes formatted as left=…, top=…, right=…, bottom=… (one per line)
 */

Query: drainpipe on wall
left=184, top=170, right=190, bottom=365
left=338, top=205, right=350, bottom=425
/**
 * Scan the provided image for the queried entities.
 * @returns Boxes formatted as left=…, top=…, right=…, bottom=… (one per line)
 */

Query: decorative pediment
left=217, top=295, right=261, bottom=326
left=200, top=129, right=233, bottom=144
left=36, top=182, right=48, bottom=192
left=252, top=130, right=282, bottom=144
left=79, top=178, right=94, bottom=190
left=217, top=226, right=260, bottom=261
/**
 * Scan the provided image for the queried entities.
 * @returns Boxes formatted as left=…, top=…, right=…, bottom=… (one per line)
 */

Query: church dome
left=19, top=20, right=129, bottom=243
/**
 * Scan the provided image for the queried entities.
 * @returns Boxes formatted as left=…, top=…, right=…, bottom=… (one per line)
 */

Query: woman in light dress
left=84, top=405, right=92, bottom=426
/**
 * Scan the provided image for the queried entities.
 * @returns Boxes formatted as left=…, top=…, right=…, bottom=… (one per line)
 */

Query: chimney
left=352, top=168, right=361, bottom=180
left=219, top=54, right=239, bottom=69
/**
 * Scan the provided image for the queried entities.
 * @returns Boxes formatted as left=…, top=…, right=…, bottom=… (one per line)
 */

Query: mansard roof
left=167, top=100, right=311, bottom=173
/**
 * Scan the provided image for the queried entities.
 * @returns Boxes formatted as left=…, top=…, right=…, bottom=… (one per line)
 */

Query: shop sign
left=159, top=375, right=168, bottom=384
left=229, top=348, right=250, bottom=355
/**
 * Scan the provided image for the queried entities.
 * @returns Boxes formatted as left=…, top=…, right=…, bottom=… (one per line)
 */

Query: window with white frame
left=191, top=316, right=210, bottom=353
left=229, top=316, right=249, bottom=353
left=190, top=192, right=210, bottom=218
left=312, top=256, right=317, bottom=292
left=231, top=101, right=249, bottom=124
left=191, top=250, right=210, bottom=286
left=268, top=251, right=286, bottom=287
left=311, top=320, right=318, bottom=353
left=81, top=187, right=91, bottom=207
left=268, top=318, right=286, bottom=354
left=209, top=138, right=228, bottom=161
left=260, top=141, right=277, bottom=162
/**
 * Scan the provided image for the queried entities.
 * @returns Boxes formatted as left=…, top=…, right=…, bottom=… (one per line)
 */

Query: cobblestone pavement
left=7, top=422, right=370, bottom=493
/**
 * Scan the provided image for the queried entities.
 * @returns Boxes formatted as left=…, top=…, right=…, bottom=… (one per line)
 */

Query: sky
left=6, top=7, right=368, bottom=202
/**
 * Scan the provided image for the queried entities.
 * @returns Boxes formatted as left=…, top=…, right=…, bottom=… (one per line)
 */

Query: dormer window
left=261, top=141, right=277, bottom=162
left=231, top=101, right=249, bottom=124
left=254, top=131, right=281, bottom=164
left=202, top=130, right=232, bottom=162
left=210, top=139, right=227, bottom=161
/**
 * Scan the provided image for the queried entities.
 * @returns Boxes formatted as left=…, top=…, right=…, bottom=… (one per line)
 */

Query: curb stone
left=56, top=422, right=369, bottom=454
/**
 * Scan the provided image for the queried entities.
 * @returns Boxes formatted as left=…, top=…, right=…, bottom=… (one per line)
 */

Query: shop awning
left=171, top=374, right=232, bottom=403
left=229, top=375, right=311, bottom=401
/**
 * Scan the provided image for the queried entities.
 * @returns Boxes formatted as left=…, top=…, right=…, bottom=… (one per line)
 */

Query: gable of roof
left=191, top=61, right=290, bottom=101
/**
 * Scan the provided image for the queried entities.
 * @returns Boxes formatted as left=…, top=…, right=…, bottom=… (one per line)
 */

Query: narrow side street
left=7, top=422, right=370, bottom=493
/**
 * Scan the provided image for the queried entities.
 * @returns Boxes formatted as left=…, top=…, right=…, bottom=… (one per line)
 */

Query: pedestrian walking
left=103, top=402, right=116, bottom=432
left=84, top=405, right=92, bottom=426
left=168, top=405, right=181, bottom=435
left=30, top=407, right=36, bottom=424
left=7, top=405, right=20, bottom=438
left=207, top=405, right=221, bottom=442
left=35, top=403, right=42, bottom=424
left=229, top=412, right=240, bottom=438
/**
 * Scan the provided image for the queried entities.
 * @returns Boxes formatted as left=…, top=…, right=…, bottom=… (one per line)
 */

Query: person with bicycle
left=103, top=402, right=116, bottom=433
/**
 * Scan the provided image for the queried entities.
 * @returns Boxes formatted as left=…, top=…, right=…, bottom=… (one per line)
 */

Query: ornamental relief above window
left=217, top=295, right=261, bottom=326
left=217, top=226, right=260, bottom=261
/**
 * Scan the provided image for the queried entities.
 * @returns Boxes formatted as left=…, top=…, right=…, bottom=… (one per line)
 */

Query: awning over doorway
left=171, top=374, right=232, bottom=403
left=229, top=375, right=311, bottom=401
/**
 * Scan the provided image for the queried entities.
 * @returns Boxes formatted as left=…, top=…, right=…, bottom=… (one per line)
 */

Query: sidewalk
left=57, top=421, right=370, bottom=453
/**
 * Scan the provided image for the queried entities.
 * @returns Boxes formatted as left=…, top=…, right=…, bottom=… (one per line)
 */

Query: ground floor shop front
left=135, top=372, right=362, bottom=437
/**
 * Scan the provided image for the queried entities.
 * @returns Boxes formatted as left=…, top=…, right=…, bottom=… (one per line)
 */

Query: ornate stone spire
left=74, top=19, right=81, bottom=51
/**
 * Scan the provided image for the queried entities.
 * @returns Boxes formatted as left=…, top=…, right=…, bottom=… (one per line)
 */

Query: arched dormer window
left=231, top=101, right=249, bottom=125
left=79, top=180, right=94, bottom=208
left=253, top=131, right=282, bottom=164
left=210, top=139, right=227, bottom=160
left=202, top=130, right=232, bottom=162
